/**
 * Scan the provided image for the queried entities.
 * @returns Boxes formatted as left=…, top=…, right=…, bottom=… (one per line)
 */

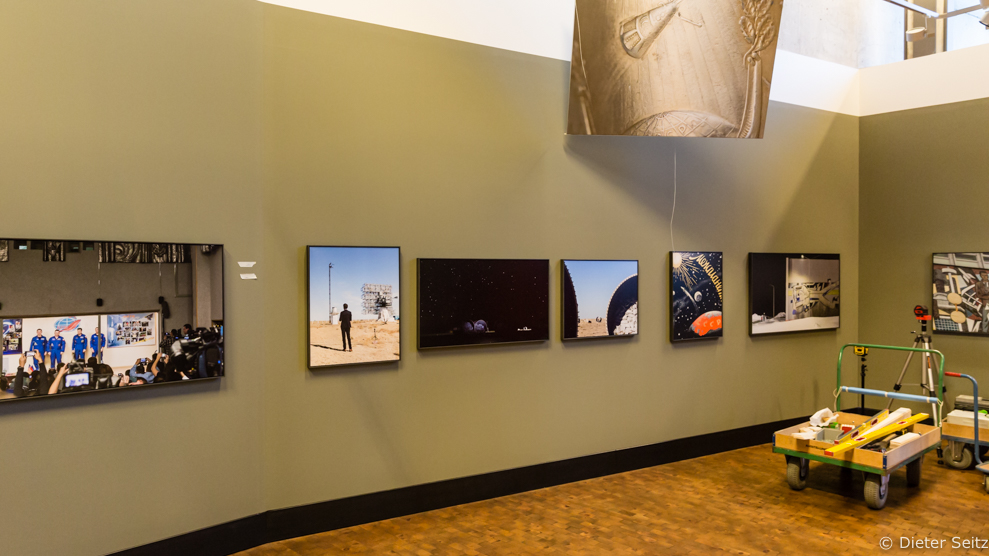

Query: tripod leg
left=888, top=338, right=921, bottom=409
left=923, top=342, right=939, bottom=424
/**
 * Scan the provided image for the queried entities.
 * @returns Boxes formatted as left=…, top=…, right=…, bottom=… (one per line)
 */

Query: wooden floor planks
left=237, top=444, right=989, bottom=555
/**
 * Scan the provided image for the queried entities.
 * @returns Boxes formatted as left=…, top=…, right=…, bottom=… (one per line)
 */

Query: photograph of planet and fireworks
left=417, top=259, right=549, bottom=349
left=670, top=252, right=723, bottom=342
left=562, top=260, right=638, bottom=340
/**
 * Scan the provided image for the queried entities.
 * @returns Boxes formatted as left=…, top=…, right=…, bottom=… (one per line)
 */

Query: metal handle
left=837, top=343, right=945, bottom=411
left=839, top=386, right=939, bottom=405
left=944, top=372, right=982, bottom=466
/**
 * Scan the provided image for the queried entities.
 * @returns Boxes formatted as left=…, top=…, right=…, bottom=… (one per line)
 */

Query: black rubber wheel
left=864, top=474, right=888, bottom=510
left=606, top=275, right=638, bottom=336
left=906, top=455, right=922, bottom=487
left=786, top=457, right=809, bottom=490
left=562, top=264, right=579, bottom=339
left=946, top=444, right=974, bottom=470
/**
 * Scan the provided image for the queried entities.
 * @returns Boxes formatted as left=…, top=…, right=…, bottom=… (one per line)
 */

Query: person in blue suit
left=48, top=330, right=66, bottom=367
left=29, top=329, right=47, bottom=366
left=72, top=328, right=87, bottom=361
left=91, top=328, right=107, bottom=361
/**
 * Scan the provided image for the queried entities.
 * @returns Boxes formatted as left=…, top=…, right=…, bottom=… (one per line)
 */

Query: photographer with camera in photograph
left=126, top=357, right=156, bottom=386
left=13, top=352, right=50, bottom=398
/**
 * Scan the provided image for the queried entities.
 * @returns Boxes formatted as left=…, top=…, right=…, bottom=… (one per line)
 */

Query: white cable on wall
left=670, top=149, right=677, bottom=254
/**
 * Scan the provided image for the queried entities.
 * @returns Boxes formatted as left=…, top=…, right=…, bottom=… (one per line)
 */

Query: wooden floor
left=238, top=445, right=988, bottom=555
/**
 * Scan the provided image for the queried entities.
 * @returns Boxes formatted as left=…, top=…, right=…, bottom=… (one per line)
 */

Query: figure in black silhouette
left=340, top=304, right=353, bottom=352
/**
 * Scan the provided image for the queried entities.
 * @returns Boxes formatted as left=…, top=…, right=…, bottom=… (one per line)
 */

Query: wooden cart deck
left=941, top=421, right=989, bottom=447
left=772, top=412, right=941, bottom=475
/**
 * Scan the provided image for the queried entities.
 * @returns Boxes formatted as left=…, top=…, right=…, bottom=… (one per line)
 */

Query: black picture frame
left=561, top=259, right=639, bottom=341
left=417, top=258, right=550, bottom=350
left=932, top=252, right=989, bottom=337
left=669, top=251, right=723, bottom=343
left=748, top=253, right=841, bottom=337
left=305, top=245, right=402, bottom=369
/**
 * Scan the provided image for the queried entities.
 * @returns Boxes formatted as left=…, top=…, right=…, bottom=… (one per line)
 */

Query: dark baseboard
left=111, top=415, right=806, bottom=556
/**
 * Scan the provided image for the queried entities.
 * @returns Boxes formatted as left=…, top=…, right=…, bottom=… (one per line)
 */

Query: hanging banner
left=567, top=0, right=783, bottom=138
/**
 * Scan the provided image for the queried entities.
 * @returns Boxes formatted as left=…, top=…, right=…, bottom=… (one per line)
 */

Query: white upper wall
left=260, top=0, right=577, bottom=61
left=860, top=41, right=989, bottom=115
left=259, top=0, right=989, bottom=117
left=777, top=0, right=904, bottom=68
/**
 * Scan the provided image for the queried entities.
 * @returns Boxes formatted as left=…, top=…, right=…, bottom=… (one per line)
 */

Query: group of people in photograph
left=5, top=324, right=224, bottom=399
left=27, top=327, right=106, bottom=368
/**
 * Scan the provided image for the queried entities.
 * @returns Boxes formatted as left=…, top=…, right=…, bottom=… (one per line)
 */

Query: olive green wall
left=0, top=1, right=264, bottom=556
left=859, top=98, right=989, bottom=410
left=0, top=1, right=864, bottom=554
left=261, top=6, right=860, bottom=511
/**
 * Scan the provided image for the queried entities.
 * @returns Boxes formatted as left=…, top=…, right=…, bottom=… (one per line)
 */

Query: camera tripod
left=887, top=305, right=943, bottom=425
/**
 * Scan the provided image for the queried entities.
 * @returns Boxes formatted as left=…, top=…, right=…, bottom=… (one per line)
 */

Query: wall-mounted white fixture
left=881, top=0, right=989, bottom=42
left=882, top=0, right=987, bottom=20
left=906, top=26, right=928, bottom=41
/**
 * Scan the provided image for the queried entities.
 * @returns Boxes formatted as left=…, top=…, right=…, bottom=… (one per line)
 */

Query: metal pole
left=945, top=372, right=981, bottom=465
left=770, top=284, right=775, bottom=319
left=328, top=262, right=333, bottom=322
left=887, top=337, right=922, bottom=409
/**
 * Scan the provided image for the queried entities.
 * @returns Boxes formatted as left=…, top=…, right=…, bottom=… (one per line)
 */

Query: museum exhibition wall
left=0, top=1, right=985, bottom=555
left=0, top=1, right=264, bottom=555
left=859, top=97, right=989, bottom=415
left=259, top=3, right=859, bottom=515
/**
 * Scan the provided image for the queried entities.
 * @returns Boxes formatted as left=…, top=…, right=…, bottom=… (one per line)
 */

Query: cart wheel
left=864, top=474, right=888, bottom=510
left=786, top=457, right=809, bottom=491
left=984, top=475, right=989, bottom=494
left=906, top=455, right=922, bottom=487
left=945, top=444, right=974, bottom=470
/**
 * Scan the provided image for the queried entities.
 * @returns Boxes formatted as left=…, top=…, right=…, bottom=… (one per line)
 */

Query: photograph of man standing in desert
left=307, top=246, right=401, bottom=368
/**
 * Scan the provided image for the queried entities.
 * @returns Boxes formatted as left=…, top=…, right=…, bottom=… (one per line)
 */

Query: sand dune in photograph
left=309, top=320, right=399, bottom=366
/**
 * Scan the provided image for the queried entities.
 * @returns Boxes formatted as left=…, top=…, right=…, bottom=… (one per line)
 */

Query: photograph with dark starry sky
left=418, top=259, right=549, bottom=349
left=670, top=252, right=723, bottom=342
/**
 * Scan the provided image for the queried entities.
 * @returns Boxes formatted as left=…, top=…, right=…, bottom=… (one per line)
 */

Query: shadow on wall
left=0, top=376, right=221, bottom=418
left=562, top=103, right=854, bottom=251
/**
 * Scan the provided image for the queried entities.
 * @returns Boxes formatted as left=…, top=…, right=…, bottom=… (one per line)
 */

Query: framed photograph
left=418, top=259, right=549, bottom=349
left=933, top=252, right=989, bottom=336
left=562, top=260, right=638, bottom=340
left=107, top=313, right=158, bottom=347
left=749, top=253, right=840, bottom=336
left=670, top=252, right=723, bottom=342
left=306, top=246, right=401, bottom=369
left=0, top=239, right=224, bottom=404
left=2, top=318, right=22, bottom=355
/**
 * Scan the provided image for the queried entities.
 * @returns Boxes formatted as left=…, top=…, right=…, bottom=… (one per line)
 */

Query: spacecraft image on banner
left=568, top=0, right=783, bottom=138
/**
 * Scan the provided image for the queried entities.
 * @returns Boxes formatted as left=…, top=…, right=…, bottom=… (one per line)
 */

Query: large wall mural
left=568, top=0, right=784, bottom=138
